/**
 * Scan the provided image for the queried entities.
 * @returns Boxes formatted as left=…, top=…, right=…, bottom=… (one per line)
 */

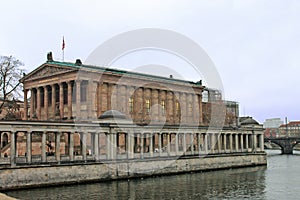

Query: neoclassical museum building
left=21, top=53, right=238, bottom=126
left=0, top=53, right=265, bottom=168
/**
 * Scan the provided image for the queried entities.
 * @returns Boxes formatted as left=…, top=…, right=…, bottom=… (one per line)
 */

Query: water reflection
left=6, top=166, right=266, bottom=200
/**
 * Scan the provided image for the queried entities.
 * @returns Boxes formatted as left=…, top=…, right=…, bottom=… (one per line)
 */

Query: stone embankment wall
left=0, top=153, right=266, bottom=190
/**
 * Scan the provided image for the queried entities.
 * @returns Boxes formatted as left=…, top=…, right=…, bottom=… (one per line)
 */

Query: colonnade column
left=24, top=89, right=28, bottom=120
left=59, top=83, right=64, bottom=119
left=69, top=132, right=74, bottom=161
left=197, top=133, right=201, bottom=154
left=106, top=133, right=110, bottom=159
left=253, top=133, right=257, bottom=152
left=41, top=131, right=46, bottom=162
left=229, top=133, right=233, bottom=152
left=149, top=133, right=153, bottom=157
left=26, top=132, right=32, bottom=163
left=158, top=133, right=162, bottom=157
left=166, top=133, right=171, bottom=156
left=240, top=134, right=244, bottom=152
left=204, top=133, right=208, bottom=154
left=223, top=134, right=227, bottom=152
left=44, top=86, right=48, bottom=120
left=81, top=132, right=87, bottom=161
left=245, top=134, right=249, bottom=151
left=94, top=132, right=99, bottom=160
left=67, top=82, right=72, bottom=119
left=127, top=132, right=134, bottom=159
left=183, top=133, right=187, bottom=154
left=140, top=133, right=144, bottom=158
left=190, top=133, right=194, bottom=154
left=10, top=131, right=16, bottom=166
left=235, top=134, right=239, bottom=152
left=260, top=133, right=264, bottom=152
left=55, top=132, right=61, bottom=162
left=211, top=133, right=215, bottom=154
left=37, top=88, right=41, bottom=119
left=175, top=133, right=179, bottom=155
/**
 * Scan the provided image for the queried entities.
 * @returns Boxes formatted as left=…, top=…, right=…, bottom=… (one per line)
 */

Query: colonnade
left=0, top=122, right=264, bottom=166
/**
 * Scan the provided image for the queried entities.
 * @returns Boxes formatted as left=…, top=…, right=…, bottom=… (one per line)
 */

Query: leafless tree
left=0, top=55, right=25, bottom=115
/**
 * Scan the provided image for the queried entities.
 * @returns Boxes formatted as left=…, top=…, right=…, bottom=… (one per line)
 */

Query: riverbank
left=0, top=193, right=16, bottom=200
left=0, top=153, right=266, bottom=190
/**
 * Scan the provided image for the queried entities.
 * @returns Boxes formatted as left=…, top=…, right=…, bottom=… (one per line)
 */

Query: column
left=253, top=132, right=257, bottom=152
left=41, top=131, right=46, bottom=162
left=167, top=133, right=171, bottom=156
left=198, top=94, right=203, bottom=125
left=94, top=132, right=99, bottom=160
left=69, top=132, right=74, bottom=161
left=229, top=133, right=233, bottom=152
left=59, top=83, right=64, bottom=119
left=149, top=133, right=153, bottom=157
left=81, top=132, right=87, bottom=161
left=190, top=133, right=194, bottom=155
left=175, top=133, right=179, bottom=155
left=211, top=133, right=215, bottom=154
left=44, top=86, right=48, bottom=120
left=260, top=133, right=264, bottom=152
left=10, top=132, right=16, bottom=166
left=204, top=133, right=208, bottom=154
left=112, top=132, right=117, bottom=160
left=158, top=133, right=162, bottom=157
left=217, top=134, right=221, bottom=153
left=240, top=134, right=244, bottom=152
left=76, top=80, right=81, bottom=119
left=245, top=133, right=249, bottom=151
left=127, top=132, right=134, bottom=159
left=51, top=84, right=56, bottom=119
left=67, top=81, right=72, bottom=119
left=140, top=133, right=144, bottom=158
left=235, top=134, right=239, bottom=152
left=223, top=134, right=227, bottom=152
left=37, top=87, right=41, bottom=119
left=30, top=89, right=34, bottom=119
left=55, top=132, right=61, bottom=162
left=197, top=133, right=201, bottom=154
left=26, top=132, right=31, bottom=163
left=24, top=89, right=28, bottom=120
left=183, top=133, right=187, bottom=154
left=106, top=133, right=110, bottom=159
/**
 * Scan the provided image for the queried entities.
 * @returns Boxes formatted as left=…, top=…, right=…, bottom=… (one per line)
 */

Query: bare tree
left=0, top=55, right=25, bottom=115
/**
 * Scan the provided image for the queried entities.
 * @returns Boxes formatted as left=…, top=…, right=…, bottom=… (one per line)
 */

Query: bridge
left=264, top=137, right=300, bottom=154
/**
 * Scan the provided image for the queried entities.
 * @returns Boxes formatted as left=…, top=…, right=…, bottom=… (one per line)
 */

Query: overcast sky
left=1, top=0, right=300, bottom=123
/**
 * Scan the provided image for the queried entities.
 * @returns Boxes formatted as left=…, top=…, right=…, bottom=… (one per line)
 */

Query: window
left=188, top=102, right=192, bottom=116
left=161, top=100, right=165, bottom=115
left=80, top=81, right=88, bottom=102
left=146, top=99, right=151, bottom=114
left=129, top=97, right=134, bottom=113
left=176, top=102, right=180, bottom=115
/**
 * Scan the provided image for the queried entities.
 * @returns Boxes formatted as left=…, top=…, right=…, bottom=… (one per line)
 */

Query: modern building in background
left=263, top=118, right=283, bottom=138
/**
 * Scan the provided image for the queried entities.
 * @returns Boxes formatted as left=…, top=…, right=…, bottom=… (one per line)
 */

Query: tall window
left=146, top=99, right=151, bottom=114
left=80, top=81, right=88, bottom=102
left=161, top=100, right=165, bottom=115
left=129, top=97, right=134, bottom=113
left=176, top=101, right=180, bottom=115
left=188, top=102, right=192, bottom=116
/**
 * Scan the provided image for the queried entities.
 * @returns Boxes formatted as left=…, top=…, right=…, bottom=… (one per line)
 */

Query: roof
left=23, top=60, right=204, bottom=87
left=280, top=121, right=300, bottom=128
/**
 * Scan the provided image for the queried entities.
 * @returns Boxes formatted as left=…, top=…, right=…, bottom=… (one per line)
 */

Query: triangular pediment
left=24, top=64, right=77, bottom=81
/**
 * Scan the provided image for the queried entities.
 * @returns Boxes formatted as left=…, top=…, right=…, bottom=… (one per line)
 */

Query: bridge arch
left=264, top=138, right=300, bottom=154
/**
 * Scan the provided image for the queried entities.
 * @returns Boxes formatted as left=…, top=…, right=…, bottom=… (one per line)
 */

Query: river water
left=5, top=150, right=300, bottom=200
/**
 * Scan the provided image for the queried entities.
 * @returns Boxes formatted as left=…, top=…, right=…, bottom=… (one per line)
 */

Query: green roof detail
left=46, top=60, right=203, bottom=86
